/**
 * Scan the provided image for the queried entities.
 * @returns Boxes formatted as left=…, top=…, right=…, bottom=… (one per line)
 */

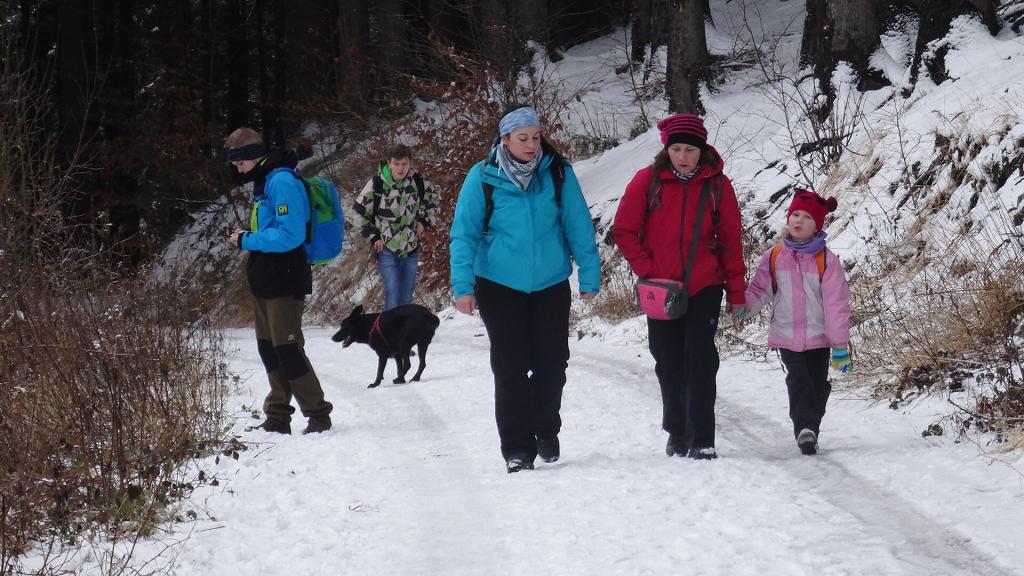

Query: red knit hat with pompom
left=787, top=189, right=838, bottom=232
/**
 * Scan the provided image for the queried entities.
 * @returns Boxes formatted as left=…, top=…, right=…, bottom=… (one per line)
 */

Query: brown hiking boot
left=303, top=416, right=332, bottom=435
left=246, top=419, right=291, bottom=434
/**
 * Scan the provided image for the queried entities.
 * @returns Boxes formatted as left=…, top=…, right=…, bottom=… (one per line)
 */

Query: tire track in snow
left=571, top=342, right=1018, bottom=576
left=314, top=320, right=518, bottom=575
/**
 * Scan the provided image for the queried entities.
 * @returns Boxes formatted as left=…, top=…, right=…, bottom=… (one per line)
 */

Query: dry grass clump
left=589, top=255, right=641, bottom=323
left=852, top=250, right=1024, bottom=442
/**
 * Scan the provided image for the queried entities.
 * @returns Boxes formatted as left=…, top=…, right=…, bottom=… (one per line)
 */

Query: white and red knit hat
left=657, top=113, right=708, bottom=149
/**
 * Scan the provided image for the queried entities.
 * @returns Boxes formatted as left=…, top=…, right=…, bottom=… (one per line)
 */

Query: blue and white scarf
left=496, top=143, right=543, bottom=191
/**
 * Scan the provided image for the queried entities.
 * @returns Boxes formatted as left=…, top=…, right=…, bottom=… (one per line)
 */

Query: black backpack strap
left=681, top=178, right=712, bottom=289
left=369, top=174, right=385, bottom=240
left=639, top=167, right=661, bottom=241
left=552, top=159, right=564, bottom=207
left=481, top=181, right=495, bottom=235
left=412, top=173, right=425, bottom=203
left=710, top=174, right=722, bottom=228
left=372, top=175, right=383, bottom=216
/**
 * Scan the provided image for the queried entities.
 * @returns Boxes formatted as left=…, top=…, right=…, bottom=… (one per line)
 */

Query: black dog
left=331, top=304, right=440, bottom=388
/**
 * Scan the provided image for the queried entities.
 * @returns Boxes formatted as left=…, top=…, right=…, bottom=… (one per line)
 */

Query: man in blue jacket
left=225, top=127, right=333, bottom=435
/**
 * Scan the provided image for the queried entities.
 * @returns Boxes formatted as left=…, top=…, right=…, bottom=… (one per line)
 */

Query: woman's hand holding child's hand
left=831, top=347, right=852, bottom=373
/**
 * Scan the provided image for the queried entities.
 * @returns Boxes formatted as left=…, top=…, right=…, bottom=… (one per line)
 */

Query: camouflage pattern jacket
left=353, top=162, right=440, bottom=257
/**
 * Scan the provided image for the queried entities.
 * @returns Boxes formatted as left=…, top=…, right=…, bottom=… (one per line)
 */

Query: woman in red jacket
left=613, top=113, right=746, bottom=460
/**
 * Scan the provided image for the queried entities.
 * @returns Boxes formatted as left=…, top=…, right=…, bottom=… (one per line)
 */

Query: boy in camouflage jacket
left=353, top=145, right=440, bottom=310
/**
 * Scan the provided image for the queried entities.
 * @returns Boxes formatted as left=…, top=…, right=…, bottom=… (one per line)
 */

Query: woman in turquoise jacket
left=450, top=105, right=601, bottom=473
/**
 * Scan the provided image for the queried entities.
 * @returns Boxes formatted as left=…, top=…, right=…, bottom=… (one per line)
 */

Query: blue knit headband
left=499, top=106, right=541, bottom=137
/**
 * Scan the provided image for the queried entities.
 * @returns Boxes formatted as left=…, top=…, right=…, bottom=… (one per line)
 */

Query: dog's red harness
left=369, top=316, right=392, bottom=354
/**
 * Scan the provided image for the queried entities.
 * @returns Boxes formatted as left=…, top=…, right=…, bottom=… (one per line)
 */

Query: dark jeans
left=377, top=248, right=418, bottom=311
left=647, top=285, right=724, bottom=450
left=475, top=277, right=571, bottom=461
left=779, top=348, right=831, bottom=438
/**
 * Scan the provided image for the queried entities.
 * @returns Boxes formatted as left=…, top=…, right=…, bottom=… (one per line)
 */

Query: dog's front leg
left=368, top=355, right=387, bottom=388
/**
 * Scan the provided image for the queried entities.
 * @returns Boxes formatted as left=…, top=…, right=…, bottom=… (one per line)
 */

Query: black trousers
left=475, top=277, right=571, bottom=461
left=647, top=285, right=723, bottom=450
left=779, top=348, right=831, bottom=438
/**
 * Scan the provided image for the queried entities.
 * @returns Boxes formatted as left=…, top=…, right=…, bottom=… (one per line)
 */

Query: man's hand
left=415, top=222, right=425, bottom=236
left=228, top=229, right=246, bottom=249
left=455, top=295, right=476, bottom=315
left=580, top=292, right=597, bottom=301
left=373, top=239, right=384, bottom=253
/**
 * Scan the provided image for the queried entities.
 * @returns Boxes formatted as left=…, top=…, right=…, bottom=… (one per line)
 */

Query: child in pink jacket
left=743, top=189, right=851, bottom=455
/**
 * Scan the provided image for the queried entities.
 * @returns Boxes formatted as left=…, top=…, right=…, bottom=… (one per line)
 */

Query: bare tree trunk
left=224, top=0, right=249, bottom=131
left=905, top=0, right=999, bottom=90
left=666, top=0, right=706, bottom=114
left=651, top=0, right=671, bottom=48
left=56, top=0, right=94, bottom=159
left=282, top=0, right=332, bottom=125
left=257, top=0, right=273, bottom=140
left=270, top=0, right=285, bottom=146
left=517, top=0, right=547, bottom=43
left=631, top=0, right=669, bottom=66
left=631, top=0, right=650, bottom=64
left=376, top=0, right=406, bottom=94
left=478, top=0, right=512, bottom=61
left=199, top=0, right=212, bottom=141
left=336, top=0, right=370, bottom=120
left=827, top=0, right=879, bottom=74
left=966, top=0, right=999, bottom=33
left=802, top=0, right=885, bottom=103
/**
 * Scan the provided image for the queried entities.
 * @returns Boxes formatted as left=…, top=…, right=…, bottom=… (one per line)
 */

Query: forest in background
left=0, top=0, right=1006, bottom=266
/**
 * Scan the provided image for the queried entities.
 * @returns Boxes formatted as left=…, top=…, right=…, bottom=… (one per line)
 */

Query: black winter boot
left=797, top=429, right=818, bottom=455
left=505, top=453, right=535, bottom=473
left=537, top=436, right=560, bottom=463
left=687, top=446, right=718, bottom=460
left=666, top=433, right=685, bottom=457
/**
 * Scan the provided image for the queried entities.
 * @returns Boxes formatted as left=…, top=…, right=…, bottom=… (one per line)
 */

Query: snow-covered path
left=168, top=314, right=1024, bottom=575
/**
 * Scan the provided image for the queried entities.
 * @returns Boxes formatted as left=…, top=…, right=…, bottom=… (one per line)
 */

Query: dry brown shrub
left=589, top=255, right=641, bottom=323
left=0, top=259, right=231, bottom=573
left=0, top=36, right=231, bottom=574
left=853, top=245, right=1024, bottom=442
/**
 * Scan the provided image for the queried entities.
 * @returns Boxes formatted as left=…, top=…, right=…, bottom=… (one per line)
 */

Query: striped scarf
left=671, top=164, right=699, bottom=182
left=496, top=143, right=543, bottom=191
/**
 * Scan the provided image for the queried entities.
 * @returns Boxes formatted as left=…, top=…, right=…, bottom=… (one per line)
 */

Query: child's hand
left=831, top=347, right=852, bottom=373
left=726, top=303, right=747, bottom=319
